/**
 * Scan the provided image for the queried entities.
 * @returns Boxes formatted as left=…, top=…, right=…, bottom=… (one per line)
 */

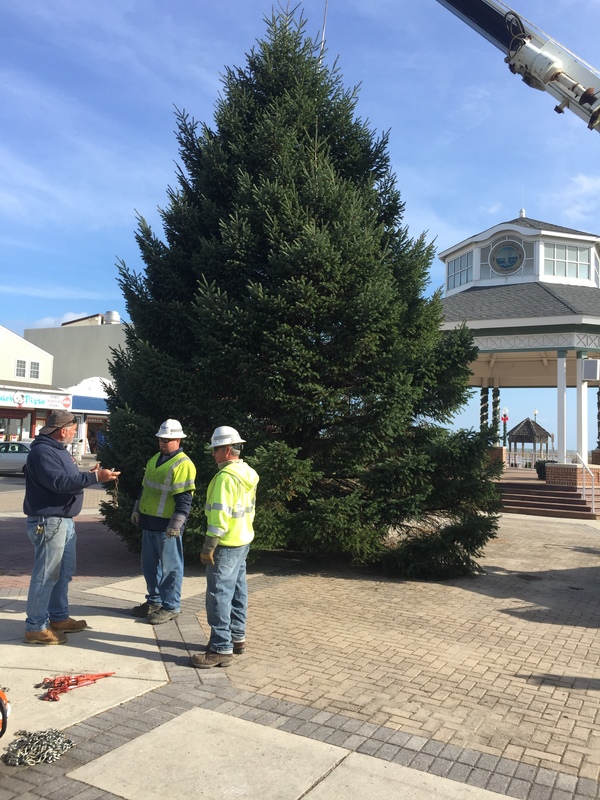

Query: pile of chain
left=2, top=729, right=75, bottom=766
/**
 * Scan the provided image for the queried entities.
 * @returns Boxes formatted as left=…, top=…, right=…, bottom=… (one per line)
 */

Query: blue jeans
left=141, top=529, right=184, bottom=612
left=205, top=544, right=250, bottom=654
left=25, top=516, right=76, bottom=632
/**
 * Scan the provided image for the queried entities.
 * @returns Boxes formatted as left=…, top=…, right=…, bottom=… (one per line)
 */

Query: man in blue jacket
left=24, top=409, right=121, bottom=645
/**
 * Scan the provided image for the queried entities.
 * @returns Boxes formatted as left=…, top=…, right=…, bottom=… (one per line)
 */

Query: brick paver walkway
left=230, top=518, right=600, bottom=782
left=1, top=490, right=600, bottom=799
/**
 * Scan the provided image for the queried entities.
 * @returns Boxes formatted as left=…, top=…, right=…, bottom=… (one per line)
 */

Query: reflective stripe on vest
left=205, top=501, right=255, bottom=518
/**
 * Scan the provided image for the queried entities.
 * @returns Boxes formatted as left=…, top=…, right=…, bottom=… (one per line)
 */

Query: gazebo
left=507, top=417, right=553, bottom=467
left=440, top=212, right=600, bottom=464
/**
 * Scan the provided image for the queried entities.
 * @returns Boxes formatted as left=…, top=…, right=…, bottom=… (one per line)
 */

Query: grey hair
left=230, top=444, right=242, bottom=457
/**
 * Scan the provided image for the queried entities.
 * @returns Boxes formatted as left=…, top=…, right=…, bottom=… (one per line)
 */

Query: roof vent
left=519, top=208, right=526, bottom=218
left=103, top=311, right=120, bottom=325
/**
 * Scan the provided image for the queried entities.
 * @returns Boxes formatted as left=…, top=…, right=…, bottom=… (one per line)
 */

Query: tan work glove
left=166, top=513, right=186, bottom=538
left=200, top=536, right=218, bottom=566
left=130, top=500, right=140, bottom=527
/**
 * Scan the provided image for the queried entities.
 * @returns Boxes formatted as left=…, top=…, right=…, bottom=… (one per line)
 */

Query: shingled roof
left=507, top=417, right=552, bottom=443
left=501, top=217, right=599, bottom=237
left=442, top=282, right=600, bottom=323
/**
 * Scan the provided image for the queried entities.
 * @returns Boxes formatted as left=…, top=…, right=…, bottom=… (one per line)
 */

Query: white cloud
left=29, top=312, right=94, bottom=329
left=546, top=174, right=600, bottom=228
left=0, top=286, right=117, bottom=300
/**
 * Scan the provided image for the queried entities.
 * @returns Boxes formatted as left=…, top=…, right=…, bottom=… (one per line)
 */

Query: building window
left=15, top=360, right=26, bottom=378
left=29, top=361, right=40, bottom=379
left=544, top=243, right=590, bottom=279
left=447, top=251, right=473, bottom=290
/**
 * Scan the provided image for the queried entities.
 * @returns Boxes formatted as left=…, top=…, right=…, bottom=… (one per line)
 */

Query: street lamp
left=501, top=408, right=509, bottom=447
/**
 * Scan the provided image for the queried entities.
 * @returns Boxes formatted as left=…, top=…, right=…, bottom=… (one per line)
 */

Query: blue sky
left=2, top=0, right=600, bottom=447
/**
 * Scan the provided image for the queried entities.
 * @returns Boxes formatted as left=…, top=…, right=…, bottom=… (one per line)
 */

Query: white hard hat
left=156, top=419, right=187, bottom=439
left=210, top=425, right=246, bottom=448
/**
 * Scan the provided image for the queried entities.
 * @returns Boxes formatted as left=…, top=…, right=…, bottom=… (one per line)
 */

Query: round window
left=489, top=240, right=525, bottom=276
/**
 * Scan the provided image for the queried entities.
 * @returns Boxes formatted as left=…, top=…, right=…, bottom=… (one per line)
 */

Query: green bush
left=535, top=459, right=557, bottom=480
left=379, top=514, right=498, bottom=580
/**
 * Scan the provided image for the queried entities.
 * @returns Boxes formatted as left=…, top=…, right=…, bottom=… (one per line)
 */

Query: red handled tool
left=0, top=688, right=10, bottom=738
left=39, top=673, right=115, bottom=702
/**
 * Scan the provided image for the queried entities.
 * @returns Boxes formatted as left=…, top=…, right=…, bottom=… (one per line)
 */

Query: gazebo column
left=577, top=351, right=588, bottom=464
left=492, top=387, right=500, bottom=443
left=480, top=387, right=489, bottom=430
left=557, top=349, right=567, bottom=464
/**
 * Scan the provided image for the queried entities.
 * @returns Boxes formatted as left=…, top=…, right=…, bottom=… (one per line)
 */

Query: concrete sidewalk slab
left=0, top=598, right=167, bottom=748
left=83, top=574, right=207, bottom=603
left=68, top=707, right=348, bottom=800
left=68, top=708, right=507, bottom=800
left=306, top=751, right=506, bottom=799
left=85, top=571, right=262, bottom=604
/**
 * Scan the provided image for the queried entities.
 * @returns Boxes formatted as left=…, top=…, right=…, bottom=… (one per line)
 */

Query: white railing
left=505, top=451, right=557, bottom=469
left=574, top=452, right=596, bottom=514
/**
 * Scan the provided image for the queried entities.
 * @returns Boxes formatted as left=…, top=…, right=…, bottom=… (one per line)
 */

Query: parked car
left=0, top=441, right=32, bottom=474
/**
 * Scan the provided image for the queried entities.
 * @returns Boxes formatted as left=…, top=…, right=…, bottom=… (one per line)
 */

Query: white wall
left=0, top=325, right=53, bottom=384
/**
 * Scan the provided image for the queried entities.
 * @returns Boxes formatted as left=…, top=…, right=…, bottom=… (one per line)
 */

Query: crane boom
left=435, top=0, right=600, bottom=132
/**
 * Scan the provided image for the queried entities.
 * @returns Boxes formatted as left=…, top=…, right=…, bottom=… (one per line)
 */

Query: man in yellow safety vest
left=191, top=425, right=259, bottom=668
left=130, top=419, right=196, bottom=624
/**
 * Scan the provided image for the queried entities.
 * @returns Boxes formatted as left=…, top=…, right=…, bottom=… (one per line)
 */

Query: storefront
left=0, top=383, right=73, bottom=441
left=71, top=398, right=109, bottom=456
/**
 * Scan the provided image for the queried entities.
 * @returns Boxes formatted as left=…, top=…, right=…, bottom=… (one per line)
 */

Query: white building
left=0, top=325, right=71, bottom=441
left=1, top=312, right=125, bottom=450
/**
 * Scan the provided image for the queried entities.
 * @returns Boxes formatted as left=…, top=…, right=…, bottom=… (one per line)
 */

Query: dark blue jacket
left=23, top=435, right=98, bottom=518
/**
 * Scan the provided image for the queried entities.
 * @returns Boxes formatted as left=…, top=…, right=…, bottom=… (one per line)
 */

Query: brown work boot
left=191, top=650, right=233, bottom=669
left=24, top=629, right=67, bottom=645
left=49, top=617, right=88, bottom=632
left=233, top=640, right=246, bottom=654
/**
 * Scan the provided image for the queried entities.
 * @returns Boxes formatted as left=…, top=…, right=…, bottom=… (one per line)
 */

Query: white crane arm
left=435, top=0, right=600, bottom=132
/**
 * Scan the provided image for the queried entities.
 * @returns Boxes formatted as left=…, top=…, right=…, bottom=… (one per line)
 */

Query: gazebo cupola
left=442, top=210, right=600, bottom=296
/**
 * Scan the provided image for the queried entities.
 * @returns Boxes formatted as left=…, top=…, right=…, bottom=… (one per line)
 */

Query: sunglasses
left=158, top=438, right=173, bottom=443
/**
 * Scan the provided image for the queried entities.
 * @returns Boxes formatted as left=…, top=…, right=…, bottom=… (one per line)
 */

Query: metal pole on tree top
left=319, top=0, right=329, bottom=60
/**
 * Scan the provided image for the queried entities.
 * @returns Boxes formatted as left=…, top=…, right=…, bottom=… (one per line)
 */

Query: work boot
left=24, top=629, right=67, bottom=645
left=147, top=607, right=180, bottom=625
left=233, top=640, right=246, bottom=655
left=191, top=650, right=233, bottom=669
left=131, top=601, right=161, bottom=618
left=49, top=617, right=88, bottom=632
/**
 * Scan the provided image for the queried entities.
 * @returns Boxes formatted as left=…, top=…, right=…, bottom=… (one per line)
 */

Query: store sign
left=0, top=391, right=72, bottom=410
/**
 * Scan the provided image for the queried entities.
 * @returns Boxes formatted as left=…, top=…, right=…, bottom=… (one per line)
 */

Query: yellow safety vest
left=139, top=451, right=196, bottom=519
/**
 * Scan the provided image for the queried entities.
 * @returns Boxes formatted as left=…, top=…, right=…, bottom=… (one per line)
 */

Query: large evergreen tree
left=103, top=8, right=500, bottom=578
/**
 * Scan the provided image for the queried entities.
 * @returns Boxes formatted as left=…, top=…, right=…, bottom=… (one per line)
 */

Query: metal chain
left=2, top=729, right=75, bottom=766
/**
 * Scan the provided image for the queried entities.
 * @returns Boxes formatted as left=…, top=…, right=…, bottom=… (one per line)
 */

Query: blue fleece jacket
left=23, top=435, right=98, bottom=518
